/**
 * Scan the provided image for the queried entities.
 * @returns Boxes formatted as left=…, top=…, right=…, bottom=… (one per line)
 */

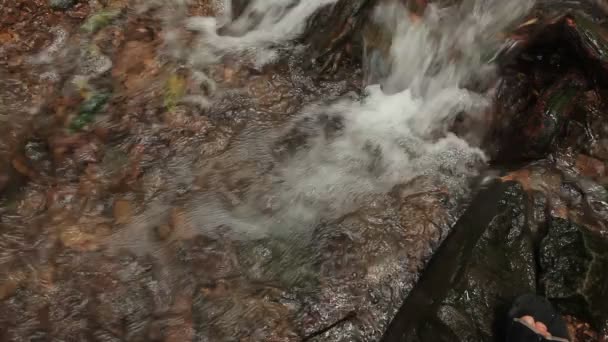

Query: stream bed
left=1, top=1, right=608, bottom=341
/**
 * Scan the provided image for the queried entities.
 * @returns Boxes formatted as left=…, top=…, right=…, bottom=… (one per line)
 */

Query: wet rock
left=292, top=187, right=458, bottom=341
left=564, top=14, right=608, bottom=76
left=574, top=90, right=608, bottom=160
left=362, top=11, right=393, bottom=87
left=230, top=0, right=249, bottom=20
left=528, top=189, right=549, bottom=238
left=539, top=215, right=608, bottom=332
left=503, top=73, right=586, bottom=161
left=489, top=73, right=534, bottom=158
left=574, top=154, right=606, bottom=179
left=192, top=278, right=298, bottom=341
left=12, top=2, right=608, bottom=342
left=304, top=0, right=372, bottom=71
left=49, top=0, right=77, bottom=10
left=490, top=10, right=608, bottom=163
left=383, top=168, right=608, bottom=341
left=383, top=181, right=536, bottom=342
left=427, top=183, right=535, bottom=341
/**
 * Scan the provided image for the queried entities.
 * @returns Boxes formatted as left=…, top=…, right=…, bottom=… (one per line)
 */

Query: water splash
left=111, top=0, right=533, bottom=262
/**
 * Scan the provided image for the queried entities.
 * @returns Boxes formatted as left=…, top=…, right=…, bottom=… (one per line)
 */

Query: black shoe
left=506, top=294, right=570, bottom=342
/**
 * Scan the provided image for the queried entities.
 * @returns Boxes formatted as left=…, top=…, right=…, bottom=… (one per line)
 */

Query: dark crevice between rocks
left=302, top=311, right=356, bottom=341
left=526, top=190, right=551, bottom=298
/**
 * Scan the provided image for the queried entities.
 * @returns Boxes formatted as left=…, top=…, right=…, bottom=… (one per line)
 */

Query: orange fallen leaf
left=501, top=169, right=531, bottom=190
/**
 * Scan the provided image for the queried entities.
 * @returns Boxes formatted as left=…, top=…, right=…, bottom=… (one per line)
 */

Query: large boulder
left=382, top=168, right=608, bottom=341
left=382, top=181, right=536, bottom=342
left=426, top=184, right=536, bottom=341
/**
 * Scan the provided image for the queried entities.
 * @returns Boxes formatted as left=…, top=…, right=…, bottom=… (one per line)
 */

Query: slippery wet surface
left=2, top=0, right=608, bottom=341
left=0, top=1, right=449, bottom=340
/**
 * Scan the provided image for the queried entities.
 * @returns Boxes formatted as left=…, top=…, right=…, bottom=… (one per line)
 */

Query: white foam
left=113, top=0, right=534, bottom=252
left=185, top=0, right=337, bottom=67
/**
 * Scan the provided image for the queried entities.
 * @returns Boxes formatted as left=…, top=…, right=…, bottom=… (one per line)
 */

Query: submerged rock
left=4, top=1, right=608, bottom=342
left=49, top=0, right=77, bottom=10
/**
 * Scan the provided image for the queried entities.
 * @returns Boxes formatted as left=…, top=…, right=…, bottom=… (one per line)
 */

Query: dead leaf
left=113, top=198, right=133, bottom=224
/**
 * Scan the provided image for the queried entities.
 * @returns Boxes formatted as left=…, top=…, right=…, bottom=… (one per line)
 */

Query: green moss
left=69, top=92, right=110, bottom=131
left=81, top=9, right=121, bottom=34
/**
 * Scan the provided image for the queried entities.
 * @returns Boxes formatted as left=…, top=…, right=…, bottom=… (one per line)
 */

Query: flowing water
left=113, top=0, right=533, bottom=260
left=0, top=0, right=535, bottom=340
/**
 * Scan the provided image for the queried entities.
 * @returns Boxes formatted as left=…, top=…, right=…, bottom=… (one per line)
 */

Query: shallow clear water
left=0, top=0, right=537, bottom=340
